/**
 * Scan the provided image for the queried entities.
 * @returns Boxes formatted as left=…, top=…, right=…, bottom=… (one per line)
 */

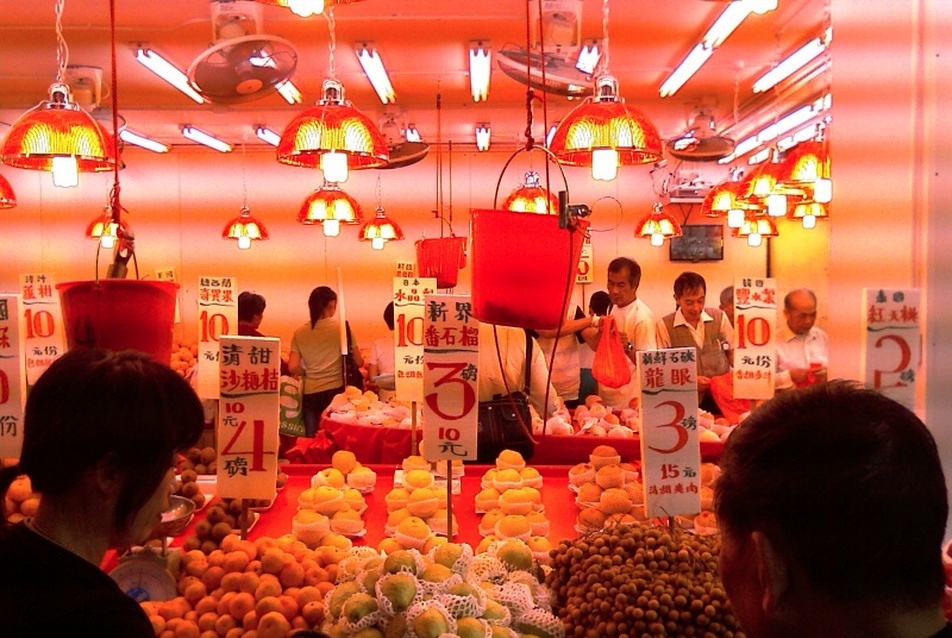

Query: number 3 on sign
left=424, top=362, right=476, bottom=420
left=648, top=400, right=689, bottom=454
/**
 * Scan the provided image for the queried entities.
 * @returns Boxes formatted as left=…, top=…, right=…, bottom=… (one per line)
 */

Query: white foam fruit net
left=513, top=607, right=565, bottom=638
left=374, top=571, right=423, bottom=616
left=405, top=600, right=458, bottom=638
left=426, top=542, right=474, bottom=577
left=435, top=582, right=488, bottom=618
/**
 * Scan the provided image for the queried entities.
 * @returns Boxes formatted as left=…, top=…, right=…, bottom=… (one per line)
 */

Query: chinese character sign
left=733, top=277, right=777, bottom=400
left=19, top=273, right=65, bottom=386
left=862, top=288, right=920, bottom=411
left=638, top=348, right=701, bottom=519
left=576, top=235, right=594, bottom=285
left=0, top=295, right=27, bottom=458
left=422, top=294, right=479, bottom=461
left=156, top=267, right=181, bottom=323
left=217, top=335, right=280, bottom=501
left=197, top=276, right=238, bottom=399
left=393, top=273, right=437, bottom=402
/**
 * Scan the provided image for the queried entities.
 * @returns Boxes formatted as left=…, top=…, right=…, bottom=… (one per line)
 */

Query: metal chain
left=601, top=0, right=610, bottom=73
left=326, top=7, right=336, bottom=79
left=55, top=0, right=68, bottom=84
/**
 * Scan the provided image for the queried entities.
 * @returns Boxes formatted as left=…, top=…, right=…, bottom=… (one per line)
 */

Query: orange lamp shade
left=501, top=171, right=559, bottom=215
left=0, top=173, right=15, bottom=208
left=636, top=203, right=682, bottom=247
left=359, top=207, right=404, bottom=250
left=297, top=183, right=363, bottom=226
left=699, top=180, right=753, bottom=218
left=223, top=206, right=269, bottom=249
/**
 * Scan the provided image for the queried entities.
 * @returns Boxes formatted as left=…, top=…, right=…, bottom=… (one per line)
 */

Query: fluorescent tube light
left=475, top=124, right=491, bottom=151
left=276, top=80, right=302, bottom=105
left=119, top=129, right=170, bottom=153
left=469, top=42, right=491, bottom=102
left=576, top=41, right=600, bottom=74
left=703, top=2, right=753, bottom=48
left=181, top=125, right=232, bottom=153
left=405, top=125, right=421, bottom=143
left=135, top=47, right=206, bottom=104
left=254, top=126, right=282, bottom=146
left=356, top=44, right=396, bottom=104
left=660, top=44, right=713, bottom=98
left=753, top=37, right=827, bottom=93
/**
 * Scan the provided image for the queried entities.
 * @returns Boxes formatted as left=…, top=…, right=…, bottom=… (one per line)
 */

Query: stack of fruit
left=292, top=450, right=376, bottom=547
left=2, top=467, right=39, bottom=524
left=321, top=538, right=563, bottom=638
left=169, top=339, right=198, bottom=378
left=380, top=456, right=459, bottom=543
left=325, top=386, right=415, bottom=428
left=569, top=444, right=647, bottom=533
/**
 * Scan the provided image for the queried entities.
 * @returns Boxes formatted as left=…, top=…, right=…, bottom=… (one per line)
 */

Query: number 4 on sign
left=219, top=419, right=270, bottom=472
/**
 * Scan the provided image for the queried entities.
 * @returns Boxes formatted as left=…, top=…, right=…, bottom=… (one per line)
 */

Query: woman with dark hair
left=288, top=286, right=363, bottom=436
left=367, top=301, right=396, bottom=401
left=0, top=348, right=205, bottom=636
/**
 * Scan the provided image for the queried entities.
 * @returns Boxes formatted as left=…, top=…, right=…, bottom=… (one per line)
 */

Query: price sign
left=0, top=295, right=27, bottom=458
left=638, top=348, right=701, bottom=518
left=156, top=267, right=181, bottom=323
left=196, top=276, right=237, bottom=399
left=576, top=235, right=593, bottom=285
left=19, top=273, right=65, bottom=386
left=862, top=288, right=920, bottom=410
left=732, top=277, right=777, bottom=400
left=422, top=294, right=479, bottom=461
left=217, top=335, right=280, bottom=501
left=393, top=266, right=437, bottom=403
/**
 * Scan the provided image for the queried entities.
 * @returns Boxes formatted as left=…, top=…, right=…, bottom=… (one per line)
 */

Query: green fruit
left=328, top=581, right=362, bottom=617
left=490, top=626, right=512, bottom=638
left=343, top=592, right=378, bottom=623
left=379, top=573, right=418, bottom=613
left=383, top=549, right=418, bottom=575
left=447, top=582, right=479, bottom=598
left=353, top=629, right=385, bottom=638
left=483, top=600, right=508, bottom=621
left=457, top=617, right=485, bottom=638
left=496, top=539, right=533, bottom=571
left=419, top=562, right=453, bottom=583
left=432, top=542, right=464, bottom=569
left=412, top=608, right=449, bottom=638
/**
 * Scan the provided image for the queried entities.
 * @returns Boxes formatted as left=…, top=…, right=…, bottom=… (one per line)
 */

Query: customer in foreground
left=0, top=348, right=205, bottom=637
left=714, top=380, right=950, bottom=638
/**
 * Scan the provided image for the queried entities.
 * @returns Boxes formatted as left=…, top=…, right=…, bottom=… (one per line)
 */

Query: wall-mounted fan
left=665, top=110, right=736, bottom=162
left=187, top=0, right=297, bottom=105
left=376, top=107, right=429, bottom=170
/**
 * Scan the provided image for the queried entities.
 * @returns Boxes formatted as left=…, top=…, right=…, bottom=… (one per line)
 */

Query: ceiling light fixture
left=297, top=181, right=363, bottom=237
left=223, top=206, right=270, bottom=249
left=734, top=216, right=778, bottom=247
left=276, top=79, right=303, bottom=104
left=356, top=43, right=396, bottom=104
left=251, top=0, right=364, bottom=18
left=660, top=1, right=758, bottom=98
left=405, top=124, right=421, bottom=143
left=1, top=0, right=117, bottom=188
left=277, top=9, right=388, bottom=178
left=0, top=173, right=15, bottom=208
left=549, top=0, right=662, bottom=181
left=501, top=171, right=559, bottom=215
left=777, top=138, right=832, bottom=204
left=636, top=202, right=683, bottom=247
left=119, top=129, right=170, bottom=153
left=576, top=40, right=601, bottom=74
left=359, top=206, right=404, bottom=250
left=475, top=123, right=491, bottom=151
left=181, top=125, right=233, bottom=152
left=254, top=125, right=282, bottom=146
left=135, top=46, right=207, bottom=104
left=469, top=41, right=491, bottom=102
left=752, top=31, right=830, bottom=94
left=86, top=206, right=129, bottom=249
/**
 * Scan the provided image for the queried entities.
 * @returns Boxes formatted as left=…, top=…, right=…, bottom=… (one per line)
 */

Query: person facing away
left=477, top=322, right=561, bottom=419
left=0, top=348, right=205, bottom=637
left=237, top=290, right=290, bottom=375
left=367, top=301, right=397, bottom=402
left=776, top=287, right=828, bottom=390
left=288, top=286, right=364, bottom=437
left=596, top=257, right=657, bottom=409
left=714, top=381, right=951, bottom=638
left=719, top=285, right=735, bottom=326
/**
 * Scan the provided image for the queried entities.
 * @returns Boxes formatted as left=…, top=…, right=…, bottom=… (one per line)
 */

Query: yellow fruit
left=331, top=450, right=358, bottom=475
left=412, top=607, right=449, bottom=638
left=378, top=573, right=417, bottom=612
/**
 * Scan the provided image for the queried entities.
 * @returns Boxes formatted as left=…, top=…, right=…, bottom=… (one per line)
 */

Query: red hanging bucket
left=57, top=280, right=179, bottom=365
left=471, top=209, right=588, bottom=330
left=416, top=236, right=467, bottom=288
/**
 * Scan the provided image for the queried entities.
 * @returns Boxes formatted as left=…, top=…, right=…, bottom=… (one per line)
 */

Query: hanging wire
left=54, top=0, right=69, bottom=84
left=241, top=142, right=248, bottom=208
left=600, top=0, right=610, bottom=74
left=326, top=7, right=336, bottom=79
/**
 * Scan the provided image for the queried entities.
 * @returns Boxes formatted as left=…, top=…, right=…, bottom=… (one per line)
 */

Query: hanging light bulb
left=591, top=148, right=619, bottom=181
left=359, top=206, right=404, bottom=250
left=636, top=202, right=682, bottom=246
left=320, top=150, right=349, bottom=183
left=727, top=207, right=746, bottom=229
left=813, top=176, right=833, bottom=204
left=222, top=206, right=270, bottom=249
left=289, top=0, right=323, bottom=16
left=766, top=192, right=787, bottom=217
left=297, top=181, right=363, bottom=237
left=501, top=171, right=559, bottom=214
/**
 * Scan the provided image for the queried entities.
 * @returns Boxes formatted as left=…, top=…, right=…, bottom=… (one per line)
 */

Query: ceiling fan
left=376, top=107, right=429, bottom=170
left=187, top=0, right=298, bottom=105
left=665, top=109, right=736, bottom=162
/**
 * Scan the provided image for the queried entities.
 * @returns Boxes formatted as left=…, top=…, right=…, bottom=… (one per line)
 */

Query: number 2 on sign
left=424, top=362, right=476, bottom=420
left=219, top=418, right=268, bottom=471
left=648, top=400, right=689, bottom=454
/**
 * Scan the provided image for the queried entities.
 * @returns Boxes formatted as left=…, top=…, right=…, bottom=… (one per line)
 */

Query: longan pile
left=184, top=499, right=258, bottom=553
left=545, top=522, right=745, bottom=638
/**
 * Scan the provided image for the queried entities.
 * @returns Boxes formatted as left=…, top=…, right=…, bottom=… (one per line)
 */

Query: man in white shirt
left=597, top=257, right=656, bottom=409
left=776, top=288, right=829, bottom=390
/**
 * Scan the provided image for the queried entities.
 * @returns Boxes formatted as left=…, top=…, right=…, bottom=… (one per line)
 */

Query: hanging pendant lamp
left=0, top=173, right=16, bottom=208
left=636, top=202, right=683, bottom=247
left=223, top=206, right=270, bottom=249
left=501, top=171, right=559, bottom=215
left=791, top=200, right=828, bottom=229
left=0, top=0, right=116, bottom=186
left=252, top=0, right=363, bottom=18
left=86, top=206, right=130, bottom=249
left=734, top=216, right=779, bottom=247
left=359, top=206, right=404, bottom=250
left=777, top=139, right=832, bottom=204
left=297, top=181, right=363, bottom=237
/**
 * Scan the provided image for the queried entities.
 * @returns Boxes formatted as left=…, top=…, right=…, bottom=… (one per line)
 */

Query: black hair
left=238, top=291, right=266, bottom=322
left=307, top=286, right=337, bottom=328
left=383, top=301, right=395, bottom=331
left=589, top=291, right=611, bottom=315
left=607, top=257, right=642, bottom=288
left=673, top=271, right=706, bottom=298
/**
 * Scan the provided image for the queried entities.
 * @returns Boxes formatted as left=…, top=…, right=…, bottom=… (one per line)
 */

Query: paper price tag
left=862, top=288, right=920, bottom=410
left=393, top=271, right=437, bottom=403
left=0, top=295, right=27, bottom=458
left=422, top=294, right=479, bottom=462
left=216, top=335, right=280, bottom=502
left=197, top=276, right=237, bottom=399
left=732, top=277, right=777, bottom=400
left=19, top=273, right=65, bottom=386
left=638, top=348, right=701, bottom=519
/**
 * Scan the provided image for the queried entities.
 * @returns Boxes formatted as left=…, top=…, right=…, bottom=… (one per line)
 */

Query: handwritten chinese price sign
left=156, top=267, right=181, bottom=323
left=638, top=348, right=701, bottom=519
left=216, top=335, right=280, bottom=501
left=197, top=276, right=237, bottom=399
left=393, top=265, right=437, bottom=403
left=19, top=273, right=65, bottom=386
left=422, top=294, right=479, bottom=462
left=576, top=235, right=594, bottom=285
left=732, top=277, right=777, bottom=400
left=862, top=288, right=920, bottom=410
left=0, top=295, right=26, bottom=458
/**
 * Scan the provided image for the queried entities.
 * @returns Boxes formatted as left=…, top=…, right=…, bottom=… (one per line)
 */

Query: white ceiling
left=0, top=0, right=828, bottom=157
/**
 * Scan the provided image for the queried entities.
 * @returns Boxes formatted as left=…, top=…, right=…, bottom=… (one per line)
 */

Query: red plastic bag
left=592, top=315, right=632, bottom=389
